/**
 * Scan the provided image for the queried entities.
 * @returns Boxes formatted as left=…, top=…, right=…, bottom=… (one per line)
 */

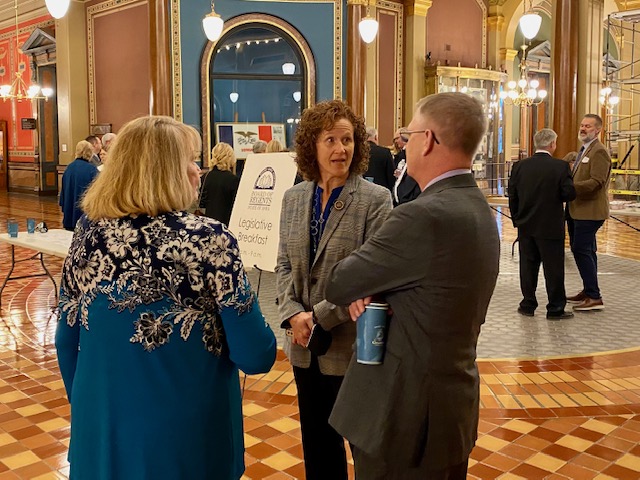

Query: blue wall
left=179, top=0, right=341, bottom=128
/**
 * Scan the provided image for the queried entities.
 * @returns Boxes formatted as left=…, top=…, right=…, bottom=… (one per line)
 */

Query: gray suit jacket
left=326, top=174, right=500, bottom=469
left=275, top=174, right=392, bottom=375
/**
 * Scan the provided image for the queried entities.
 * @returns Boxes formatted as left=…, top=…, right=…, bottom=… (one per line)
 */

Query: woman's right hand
left=289, top=311, right=313, bottom=346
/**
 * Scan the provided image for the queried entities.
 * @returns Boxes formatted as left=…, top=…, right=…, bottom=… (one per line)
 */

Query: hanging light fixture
left=519, top=0, right=542, bottom=40
left=45, top=0, right=70, bottom=19
left=202, top=1, right=224, bottom=42
left=229, top=92, right=239, bottom=103
left=499, top=44, right=547, bottom=106
left=292, top=91, right=301, bottom=102
left=358, top=1, right=379, bottom=44
left=0, top=0, right=52, bottom=102
left=599, top=84, right=620, bottom=108
left=282, top=62, right=295, bottom=75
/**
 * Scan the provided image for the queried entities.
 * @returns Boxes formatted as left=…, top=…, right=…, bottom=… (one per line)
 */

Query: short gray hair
left=102, top=132, right=117, bottom=150
left=533, top=129, right=557, bottom=150
left=253, top=140, right=267, bottom=153
left=366, top=126, right=377, bottom=139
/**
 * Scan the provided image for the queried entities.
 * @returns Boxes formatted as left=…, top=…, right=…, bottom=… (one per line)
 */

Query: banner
left=228, top=152, right=298, bottom=272
left=216, top=123, right=286, bottom=159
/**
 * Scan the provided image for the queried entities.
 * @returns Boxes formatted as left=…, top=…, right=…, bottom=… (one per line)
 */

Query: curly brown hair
left=294, top=100, right=369, bottom=182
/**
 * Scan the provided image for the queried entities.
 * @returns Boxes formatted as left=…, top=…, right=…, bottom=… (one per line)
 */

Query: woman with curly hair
left=199, top=142, right=240, bottom=225
left=55, top=116, right=276, bottom=480
left=275, top=100, right=392, bottom=479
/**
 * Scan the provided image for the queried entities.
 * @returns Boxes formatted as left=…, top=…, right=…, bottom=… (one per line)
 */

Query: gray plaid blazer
left=275, top=174, right=392, bottom=375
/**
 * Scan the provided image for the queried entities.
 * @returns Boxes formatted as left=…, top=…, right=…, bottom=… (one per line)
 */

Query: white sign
left=228, top=152, right=298, bottom=272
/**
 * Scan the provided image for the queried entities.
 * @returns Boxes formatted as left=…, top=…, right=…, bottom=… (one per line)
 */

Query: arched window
left=202, top=17, right=315, bottom=163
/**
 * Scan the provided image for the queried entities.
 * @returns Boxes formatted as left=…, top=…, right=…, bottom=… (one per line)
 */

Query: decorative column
left=56, top=1, right=90, bottom=168
left=552, top=0, right=579, bottom=158
left=486, top=1, right=506, bottom=71
left=577, top=0, right=604, bottom=122
left=347, top=0, right=367, bottom=115
left=149, top=0, right=172, bottom=116
left=500, top=48, right=518, bottom=160
left=403, top=0, right=431, bottom=125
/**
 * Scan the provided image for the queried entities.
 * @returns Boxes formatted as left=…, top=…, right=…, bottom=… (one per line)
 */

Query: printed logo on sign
left=249, top=167, right=276, bottom=210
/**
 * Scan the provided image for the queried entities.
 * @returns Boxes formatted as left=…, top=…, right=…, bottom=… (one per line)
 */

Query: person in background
left=266, top=139, right=285, bottom=152
left=59, top=140, right=99, bottom=231
left=56, top=115, right=276, bottom=480
left=252, top=140, right=267, bottom=154
left=276, top=99, right=392, bottom=480
left=326, top=93, right=500, bottom=479
left=85, top=135, right=103, bottom=166
left=508, top=128, right=576, bottom=320
left=393, top=128, right=422, bottom=205
left=363, top=126, right=396, bottom=193
left=566, top=114, right=612, bottom=312
left=200, top=142, right=241, bottom=225
left=102, top=132, right=117, bottom=151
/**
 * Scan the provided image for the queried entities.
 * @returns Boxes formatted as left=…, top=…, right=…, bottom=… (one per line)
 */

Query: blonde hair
left=81, top=115, right=198, bottom=219
left=209, top=142, right=236, bottom=172
left=266, top=139, right=284, bottom=153
left=75, top=140, right=94, bottom=161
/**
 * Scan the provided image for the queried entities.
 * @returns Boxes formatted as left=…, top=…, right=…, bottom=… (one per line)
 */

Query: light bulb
left=41, top=87, right=53, bottom=97
left=358, top=16, right=379, bottom=44
left=508, top=81, right=517, bottom=90
left=538, top=90, right=547, bottom=99
left=293, top=91, right=301, bottom=102
left=499, top=91, right=508, bottom=99
left=27, top=85, right=41, bottom=97
left=282, top=63, right=295, bottom=75
left=519, top=12, right=542, bottom=40
left=601, top=86, right=612, bottom=96
left=202, top=8, right=224, bottom=42
left=527, top=89, right=537, bottom=99
left=518, top=78, right=527, bottom=89
left=45, top=0, right=70, bottom=19
left=0, top=85, right=11, bottom=96
left=529, top=79, right=539, bottom=89
left=609, top=96, right=620, bottom=105
left=229, top=92, right=238, bottom=103
left=508, top=90, right=518, bottom=100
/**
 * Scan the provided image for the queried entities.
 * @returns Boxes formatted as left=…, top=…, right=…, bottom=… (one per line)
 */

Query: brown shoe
left=566, top=291, right=587, bottom=304
left=573, top=297, right=604, bottom=311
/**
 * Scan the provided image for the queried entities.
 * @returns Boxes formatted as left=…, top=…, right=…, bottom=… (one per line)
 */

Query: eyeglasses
left=399, top=129, right=440, bottom=145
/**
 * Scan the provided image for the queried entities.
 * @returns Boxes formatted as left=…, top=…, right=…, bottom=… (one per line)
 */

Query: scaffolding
left=604, top=9, right=640, bottom=199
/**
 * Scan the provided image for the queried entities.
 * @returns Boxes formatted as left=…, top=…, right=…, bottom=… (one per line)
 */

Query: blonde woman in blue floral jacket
left=55, top=116, right=276, bottom=480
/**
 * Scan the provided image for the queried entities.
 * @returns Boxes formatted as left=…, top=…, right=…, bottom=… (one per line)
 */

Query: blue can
left=356, top=302, right=389, bottom=365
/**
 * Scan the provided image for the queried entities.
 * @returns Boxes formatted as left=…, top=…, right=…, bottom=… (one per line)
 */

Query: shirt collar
left=535, top=150, right=551, bottom=155
left=424, top=168, right=470, bottom=191
left=581, top=138, right=597, bottom=151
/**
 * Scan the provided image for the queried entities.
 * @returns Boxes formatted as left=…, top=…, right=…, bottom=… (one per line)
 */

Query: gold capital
left=500, top=48, right=519, bottom=62
left=487, top=14, right=504, bottom=31
left=404, top=0, right=432, bottom=17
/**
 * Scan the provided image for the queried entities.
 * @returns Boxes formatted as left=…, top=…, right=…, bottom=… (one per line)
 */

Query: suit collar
left=422, top=172, right=476, bottom=196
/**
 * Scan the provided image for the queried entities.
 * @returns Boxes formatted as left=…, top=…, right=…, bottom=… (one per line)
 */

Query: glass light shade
left=0, top=85, right=11, bottom=96
left=229, top=92, right=239, bottom=103
left=538, top=89, right=547, bottom=99
left=527, top=89, right=537, bottom=99
left=599, top=96, right=606, bottom=105
left=460, top=86, right=468, bottom=93
left=45, top=0, right=70, bottom=19
left=508, top=80, right=517, bottom=90
left=518, top=78, right=527, bottom=88
left=508, top=90, right=518, bottom=100
left=282, top=63, right=296, bottom=75
left=41, top=87, right=53, bottom=97
left=293, top=91, right=301, bottom=102
left=600, top=86, right=612, bottom=96
left=519, top=13, right=542, bottom=40
left=609, top=96, right=620, bottom=105
left=499, top=91, right=508, bottom=99
left=358, top=16, right=379, bottom=44
left=529, top=79, right=539, bottom=89
left=202, top=12, right=224, bottom=42
left=27, top=85, right=41, bottom=97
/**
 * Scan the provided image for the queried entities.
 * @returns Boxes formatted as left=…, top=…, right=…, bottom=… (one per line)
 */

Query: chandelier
left=0, top=0, right=53, bottom=101
left=499, top=44, right=547, bottom=107
left=599, top=85, right=620, bottom=109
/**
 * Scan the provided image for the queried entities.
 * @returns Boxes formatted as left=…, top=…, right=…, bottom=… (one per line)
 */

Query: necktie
left=572, top=146, right=585, bottom=175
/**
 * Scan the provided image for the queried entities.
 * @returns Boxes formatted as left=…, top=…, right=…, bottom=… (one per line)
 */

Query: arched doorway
left=201, top=14, right=316, bottom=171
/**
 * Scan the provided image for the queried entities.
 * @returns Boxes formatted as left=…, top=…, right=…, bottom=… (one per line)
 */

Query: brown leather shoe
left=573, top=297, right=604, bottom=311
left=566, top=291, right=587, bottom=304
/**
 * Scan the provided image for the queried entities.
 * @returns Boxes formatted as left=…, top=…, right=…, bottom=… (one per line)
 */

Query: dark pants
left=566, top=216, right=604, bottom=299
left=518, top=233, right=567, bottom=314
left=293, top=356, right=347, bottom=480
left=353, top=446, right=468, bottom=480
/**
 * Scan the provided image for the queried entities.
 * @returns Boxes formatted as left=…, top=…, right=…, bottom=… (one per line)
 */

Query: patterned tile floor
left=1, top=192, right=640, bottom=479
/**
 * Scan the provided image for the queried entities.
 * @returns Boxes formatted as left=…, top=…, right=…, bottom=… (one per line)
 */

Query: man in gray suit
left=325, top=92, right=500, bottom=479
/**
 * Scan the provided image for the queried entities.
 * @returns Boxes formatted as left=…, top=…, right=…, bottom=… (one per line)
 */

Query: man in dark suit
left=325, top=93, right=500, bottom=479
left=390, top=129, right=421, bottom=206
left=85, top=135, right=102, bottom=166
left=566, top=114, right=612, bottom=312
left=508, top=128, right=576, bottom=320
left=363, top=126, right=396, bottom=192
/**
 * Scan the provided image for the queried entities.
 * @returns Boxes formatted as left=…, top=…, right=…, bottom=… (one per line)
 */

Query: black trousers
left=353, top=446, right=468, bottom=480
left=293, top=356, right=347, bottom=480
left=518, top=233, right=567, bottom=313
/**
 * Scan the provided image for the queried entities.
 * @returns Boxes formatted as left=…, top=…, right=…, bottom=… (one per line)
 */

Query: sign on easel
left=228, top=152, right=298, bottom=272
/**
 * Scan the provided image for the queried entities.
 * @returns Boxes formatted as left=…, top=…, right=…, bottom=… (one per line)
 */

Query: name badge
left=581, top=156, right=590, bottom=163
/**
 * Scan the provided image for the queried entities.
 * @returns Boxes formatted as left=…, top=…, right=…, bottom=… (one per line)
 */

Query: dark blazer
left=199, top=167, right=240, bottom=225
left=363, top=141, right=396, bottom=192
left=568, top=139, right=612, bottom=221
left=59, top=158, right=99, bottom=231
left=508, top=151, right=576, bottom=239
left=275, top=174, right=392, bottom=376
left=326, top=174, right=500, bottom=470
